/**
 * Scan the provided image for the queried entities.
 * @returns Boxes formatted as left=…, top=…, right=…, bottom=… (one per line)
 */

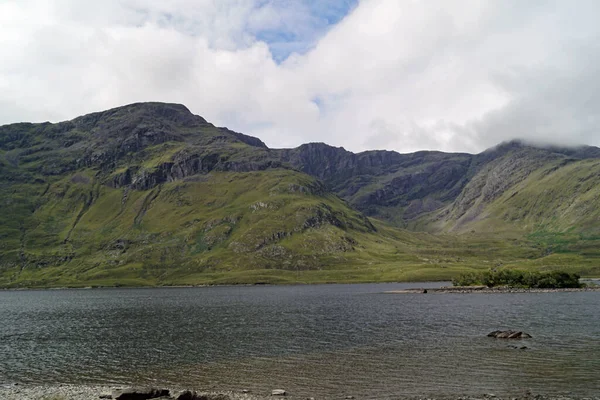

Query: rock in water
left=272, top=389, right=287, bottom=396
left=176, top=391, right=196, bottom=400
left=112, top=388, right=170, bottom=400
left=487, top=330, right=532, bottom=339
left=175, top=392, right=230, bottom=400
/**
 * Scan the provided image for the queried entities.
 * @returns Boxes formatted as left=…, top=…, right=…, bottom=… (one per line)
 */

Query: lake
left=1, top=283, right=599, bottom=399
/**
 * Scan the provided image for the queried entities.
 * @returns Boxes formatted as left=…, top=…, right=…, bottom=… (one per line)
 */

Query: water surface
left=1, top=283, right=599, bottom=398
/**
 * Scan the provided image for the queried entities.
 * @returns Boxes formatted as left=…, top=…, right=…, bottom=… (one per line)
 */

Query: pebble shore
left=0, top=385, right=263, bottom=400
left=1, top=385, right=599, bottom=400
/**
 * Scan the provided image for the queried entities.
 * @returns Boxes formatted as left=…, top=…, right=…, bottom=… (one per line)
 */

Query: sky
left=1, top=0, right=599, bottom=154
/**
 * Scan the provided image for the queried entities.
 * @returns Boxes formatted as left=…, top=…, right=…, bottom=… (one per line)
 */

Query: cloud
left=0, top=0, right=599, bottom=153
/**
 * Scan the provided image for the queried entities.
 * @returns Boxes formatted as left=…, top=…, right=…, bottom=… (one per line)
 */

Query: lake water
left=1, top=283, right=599, bottom=399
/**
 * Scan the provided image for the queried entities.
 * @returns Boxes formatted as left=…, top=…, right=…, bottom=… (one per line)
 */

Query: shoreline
left=384, top=286, right=600, bottom=294
left=0, top=384, right=598, bottom=400
left=0, top=384, right=264, bottom=400
left=1, top=281, right=599, bottom=293
left=0, top=281, right=449, bottom=291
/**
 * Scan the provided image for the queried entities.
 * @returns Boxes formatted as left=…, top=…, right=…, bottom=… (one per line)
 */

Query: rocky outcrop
left=108, top=153, right=287, bottom=190
left=277, top=143, right=473, bottom=221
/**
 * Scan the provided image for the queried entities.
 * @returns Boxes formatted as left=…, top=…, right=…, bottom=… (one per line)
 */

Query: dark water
left=1, top=283, right=599, bottom=399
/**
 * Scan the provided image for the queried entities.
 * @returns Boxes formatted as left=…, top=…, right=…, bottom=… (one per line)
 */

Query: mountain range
left=1, top=102, right=599, bottom=287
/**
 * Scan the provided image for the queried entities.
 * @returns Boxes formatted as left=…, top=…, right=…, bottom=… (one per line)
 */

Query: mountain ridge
left=1, top=102, right=599, bottom=287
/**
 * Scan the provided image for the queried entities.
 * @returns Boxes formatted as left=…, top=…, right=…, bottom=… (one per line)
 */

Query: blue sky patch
left=254, top=0, right=358, bottom=62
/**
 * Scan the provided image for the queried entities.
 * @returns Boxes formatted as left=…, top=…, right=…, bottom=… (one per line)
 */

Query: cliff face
left=277, top=143, right=474, bottom=224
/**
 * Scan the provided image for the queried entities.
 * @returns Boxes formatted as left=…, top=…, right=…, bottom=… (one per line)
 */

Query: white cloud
left=1, top=0, right=599, bottom=153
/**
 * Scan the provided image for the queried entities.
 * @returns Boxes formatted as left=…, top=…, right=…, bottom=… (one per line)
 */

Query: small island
left=384, top=269, right=599, bottom=294
left=451, top=269, right=584, bottom=289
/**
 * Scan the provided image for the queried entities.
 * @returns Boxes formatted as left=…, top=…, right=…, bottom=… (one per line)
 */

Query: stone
left=99, top=394, right=113, bottom=399
left=272, top=389, right=287, bottom=396
left=175, top=392, right=230, bottom=400
left=487, top=330, right=532, bottom=339
left=112, top=387, right=170, bottom=400
left=176, top=390, right=197, bottom=400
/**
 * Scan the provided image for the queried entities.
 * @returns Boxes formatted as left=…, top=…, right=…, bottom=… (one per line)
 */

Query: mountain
left=282, top=140, right=600, bottom=229
left=1, top=103, right=599, bottom=287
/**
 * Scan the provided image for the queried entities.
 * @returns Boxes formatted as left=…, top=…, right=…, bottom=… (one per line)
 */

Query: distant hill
left=1, top=103, right=598, bottom=287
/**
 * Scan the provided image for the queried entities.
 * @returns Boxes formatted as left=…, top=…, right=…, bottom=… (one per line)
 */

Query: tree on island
left=452, top=269, right=583, bottom=288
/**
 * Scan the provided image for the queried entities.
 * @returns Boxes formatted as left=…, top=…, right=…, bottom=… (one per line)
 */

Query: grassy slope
left=414, top=156, right=600, bottom=278
left=1, top=166, right=565, bottom=288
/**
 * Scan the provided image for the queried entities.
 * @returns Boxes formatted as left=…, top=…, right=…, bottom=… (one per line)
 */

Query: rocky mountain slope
left=1, top=102, right=599, bottom=287
left=282, top=140, right=600, bottom=229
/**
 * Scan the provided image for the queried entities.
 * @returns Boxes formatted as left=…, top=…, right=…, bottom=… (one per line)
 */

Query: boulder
left=176, top=391, right=197, bottom=400
left=271, top=389, right=287, bottom=396
left=175, top=392, right=230, bottom=400
left=487, top=330, right=532, bottom=339
left=112, top=388, right=170, bottom=400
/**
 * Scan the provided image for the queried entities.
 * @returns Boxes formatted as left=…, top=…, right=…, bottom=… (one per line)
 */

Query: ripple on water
left=0, top=284, right=599, bottom=397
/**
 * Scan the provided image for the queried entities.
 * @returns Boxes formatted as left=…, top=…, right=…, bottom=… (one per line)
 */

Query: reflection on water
left=1, top=283, right=599, bottom=398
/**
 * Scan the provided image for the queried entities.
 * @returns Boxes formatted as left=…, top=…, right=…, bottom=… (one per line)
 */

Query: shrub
left=452, top=269, right=582, bottom=289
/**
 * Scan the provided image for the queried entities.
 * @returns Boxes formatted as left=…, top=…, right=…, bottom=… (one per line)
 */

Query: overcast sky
left=1, top=0, right=599, bottom=153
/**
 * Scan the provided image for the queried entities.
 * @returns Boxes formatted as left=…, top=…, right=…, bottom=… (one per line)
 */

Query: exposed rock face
left=278, top=143, right=473, bottom=222
left=487, top=330, right=532, bottom=339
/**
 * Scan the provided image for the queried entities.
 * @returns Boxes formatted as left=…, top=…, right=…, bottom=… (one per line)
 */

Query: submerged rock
left=487, top=330, right=532, bottom=339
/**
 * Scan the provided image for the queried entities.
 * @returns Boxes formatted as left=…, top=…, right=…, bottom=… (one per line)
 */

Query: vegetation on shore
left=452, top=269, right=584, bottom=289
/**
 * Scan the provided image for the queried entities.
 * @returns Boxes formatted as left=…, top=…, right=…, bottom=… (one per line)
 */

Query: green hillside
left=1, top=103, right=599, bottom=288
